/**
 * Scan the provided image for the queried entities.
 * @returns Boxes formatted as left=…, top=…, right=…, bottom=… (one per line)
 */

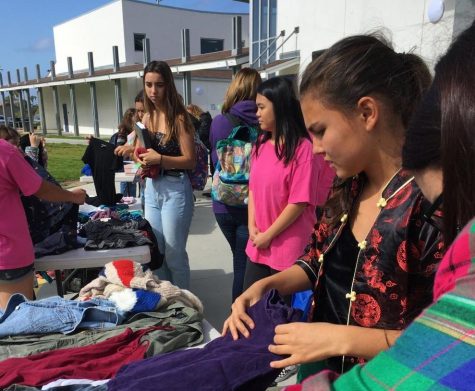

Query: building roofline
left=0, top=48, right=249, bottom=91
left=54, top=0, right=121, bottom=29
left=134, top=0, right=249, bottom=16
left=55, top=0, right=248, bottom=29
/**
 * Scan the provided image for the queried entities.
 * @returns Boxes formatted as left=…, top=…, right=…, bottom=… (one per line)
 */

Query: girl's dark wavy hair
left=436, top=20, right=475, bottom=246
left=300, top=34, right=431, bottom=228
left=254, top=77, right=310, bottom=165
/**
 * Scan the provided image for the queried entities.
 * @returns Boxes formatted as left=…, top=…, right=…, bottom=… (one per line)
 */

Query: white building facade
left=248, top=0, right=475, bottom=78
left=38, top=0, right=249, bottom=135
left=54, top=1, right=249, bottom=74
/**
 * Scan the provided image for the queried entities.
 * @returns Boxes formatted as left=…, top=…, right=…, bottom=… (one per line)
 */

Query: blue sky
left=0, top=0, right=249, bottom=83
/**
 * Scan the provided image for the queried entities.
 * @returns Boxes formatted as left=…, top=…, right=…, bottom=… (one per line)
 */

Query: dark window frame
left=200, top=38, right=224, bottom=54
left=134, top=33, right=146, bottom=52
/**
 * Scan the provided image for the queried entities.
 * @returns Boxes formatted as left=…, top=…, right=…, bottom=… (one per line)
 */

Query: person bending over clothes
left=0, top=129, right=86, bottom=310
left=223, top=34, right=443, bottom=380
left=1, top=127, right=80, bottom=259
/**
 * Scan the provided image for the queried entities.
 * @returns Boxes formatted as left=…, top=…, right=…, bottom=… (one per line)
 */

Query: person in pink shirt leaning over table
left=0, top=132, right=86, bottom=310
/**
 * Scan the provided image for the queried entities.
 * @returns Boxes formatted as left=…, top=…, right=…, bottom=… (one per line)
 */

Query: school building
left=247, top=0, right=475, bottom=78
left=0, top=0, right=249, bottom=136
left=1, top=0, right=474, bottom=136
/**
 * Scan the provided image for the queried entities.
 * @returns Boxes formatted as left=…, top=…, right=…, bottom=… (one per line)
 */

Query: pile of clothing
left=0, top=260, right=205, bottom=390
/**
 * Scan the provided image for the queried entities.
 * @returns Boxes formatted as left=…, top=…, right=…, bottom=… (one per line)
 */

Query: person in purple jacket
left=210, top=68, right=262, bottom=301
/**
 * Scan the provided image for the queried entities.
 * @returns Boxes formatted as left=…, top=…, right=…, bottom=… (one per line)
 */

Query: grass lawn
left=43, top=132, right=109, bottom=141
left=47, top=143, right=87, bottom=187
left=43, top=133, right=85, bottom=139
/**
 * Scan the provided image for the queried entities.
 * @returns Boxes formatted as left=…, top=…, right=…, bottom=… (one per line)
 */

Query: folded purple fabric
left=108, top=289, right=302, bottom=391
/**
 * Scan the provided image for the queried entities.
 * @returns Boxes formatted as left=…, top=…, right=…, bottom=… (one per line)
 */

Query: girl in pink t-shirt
left=0, top=129, right=87, bottom=310
left=244, top=77, right=332, bottom=289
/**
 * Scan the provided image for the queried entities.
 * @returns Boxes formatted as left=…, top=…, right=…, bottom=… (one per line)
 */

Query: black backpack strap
left=224, top=112, right=246, bottom=128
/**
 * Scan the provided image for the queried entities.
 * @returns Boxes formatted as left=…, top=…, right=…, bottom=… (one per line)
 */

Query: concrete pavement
left=187, top=191, right=234, bottom=330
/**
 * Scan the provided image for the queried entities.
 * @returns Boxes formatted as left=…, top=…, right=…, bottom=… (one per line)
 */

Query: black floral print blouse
left=296, top=170, right=444, bottom=370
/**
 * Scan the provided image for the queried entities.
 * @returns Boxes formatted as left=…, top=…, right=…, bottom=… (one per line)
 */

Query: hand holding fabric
left=70, top=188, right=87, bottom=205
left=137, top=148, right=161, bottom=166
left=135, top=147, right=159, bottom=179
left=268, top=322, right=343, bottom=368
left=222, top=282, right=267, bottom=340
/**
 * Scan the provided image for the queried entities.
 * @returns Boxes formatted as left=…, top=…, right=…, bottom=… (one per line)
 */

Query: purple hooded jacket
left=209, top=100, right=258, bottom=214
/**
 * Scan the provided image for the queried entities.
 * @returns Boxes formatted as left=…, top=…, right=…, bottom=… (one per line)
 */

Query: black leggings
left=243, top=259, right=292, bottom=305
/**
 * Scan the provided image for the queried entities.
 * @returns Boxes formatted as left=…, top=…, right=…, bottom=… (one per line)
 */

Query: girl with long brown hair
left=136, top=60, right=196, bottom=289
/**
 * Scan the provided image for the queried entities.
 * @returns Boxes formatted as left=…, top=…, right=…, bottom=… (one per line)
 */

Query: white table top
left=35, top=245, right=150, bottom=271
left=191, top=319, right=221, bottom=349
left=80, top=172, right=137, bottom=183
left=201, top=319, right=221, bottom=344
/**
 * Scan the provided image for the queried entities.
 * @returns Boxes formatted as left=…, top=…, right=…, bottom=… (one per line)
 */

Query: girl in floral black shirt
left=297, top=170, right=442, bottom=374
left=223, top=34, right=443, bottom=379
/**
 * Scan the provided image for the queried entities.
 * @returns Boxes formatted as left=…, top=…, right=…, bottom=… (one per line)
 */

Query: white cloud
left=29, top=37, right=53, bottom=52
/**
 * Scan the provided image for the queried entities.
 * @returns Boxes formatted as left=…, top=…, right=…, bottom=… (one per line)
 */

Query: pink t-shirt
left=246, top=139, right=327, bottom=271
left=0, top=140, right=42, bottom=270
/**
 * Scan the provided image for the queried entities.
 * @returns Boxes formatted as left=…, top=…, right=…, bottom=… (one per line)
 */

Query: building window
left=134, top=33, right=146, bottom=52
left=251, top=0, right=277, bottom=68
left=201, top=38, right=224, bottom=54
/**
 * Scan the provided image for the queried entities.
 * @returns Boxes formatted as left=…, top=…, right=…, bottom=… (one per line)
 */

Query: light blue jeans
left=144, top=174, right=194, bottom=289
left=0, top=294, right=125, bottom=337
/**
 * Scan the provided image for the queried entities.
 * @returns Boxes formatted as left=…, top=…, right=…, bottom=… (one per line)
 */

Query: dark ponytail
left=402, top=83, right=441, bottom=171
left=437, top=21, right=475, bottom=246
left=300, top=34, right=431, bottom=228
left=300, top=35, right=431, bottom=127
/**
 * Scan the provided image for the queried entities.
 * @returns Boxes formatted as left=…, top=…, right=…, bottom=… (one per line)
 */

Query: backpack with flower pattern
left=211, top=114, right=258, bottom=206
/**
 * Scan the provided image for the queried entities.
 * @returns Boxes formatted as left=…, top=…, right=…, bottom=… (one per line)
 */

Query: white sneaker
left=274, top=365, right=298, bottom=383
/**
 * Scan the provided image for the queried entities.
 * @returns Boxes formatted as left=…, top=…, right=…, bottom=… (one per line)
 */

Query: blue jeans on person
left=214, top=209, right=249, bottom=301
left=144, top=174, right=194, bottom=289
left=120, top=181, right=137, bottom=197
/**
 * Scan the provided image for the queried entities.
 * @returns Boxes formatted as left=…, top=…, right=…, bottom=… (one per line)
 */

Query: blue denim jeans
left=214, top=209, right=249, bottom=301
left=144, top=174, right=194, bottom=289
left=120, top=181, right=137, bottom=197
left=0, top=294, right=125, bottom=337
